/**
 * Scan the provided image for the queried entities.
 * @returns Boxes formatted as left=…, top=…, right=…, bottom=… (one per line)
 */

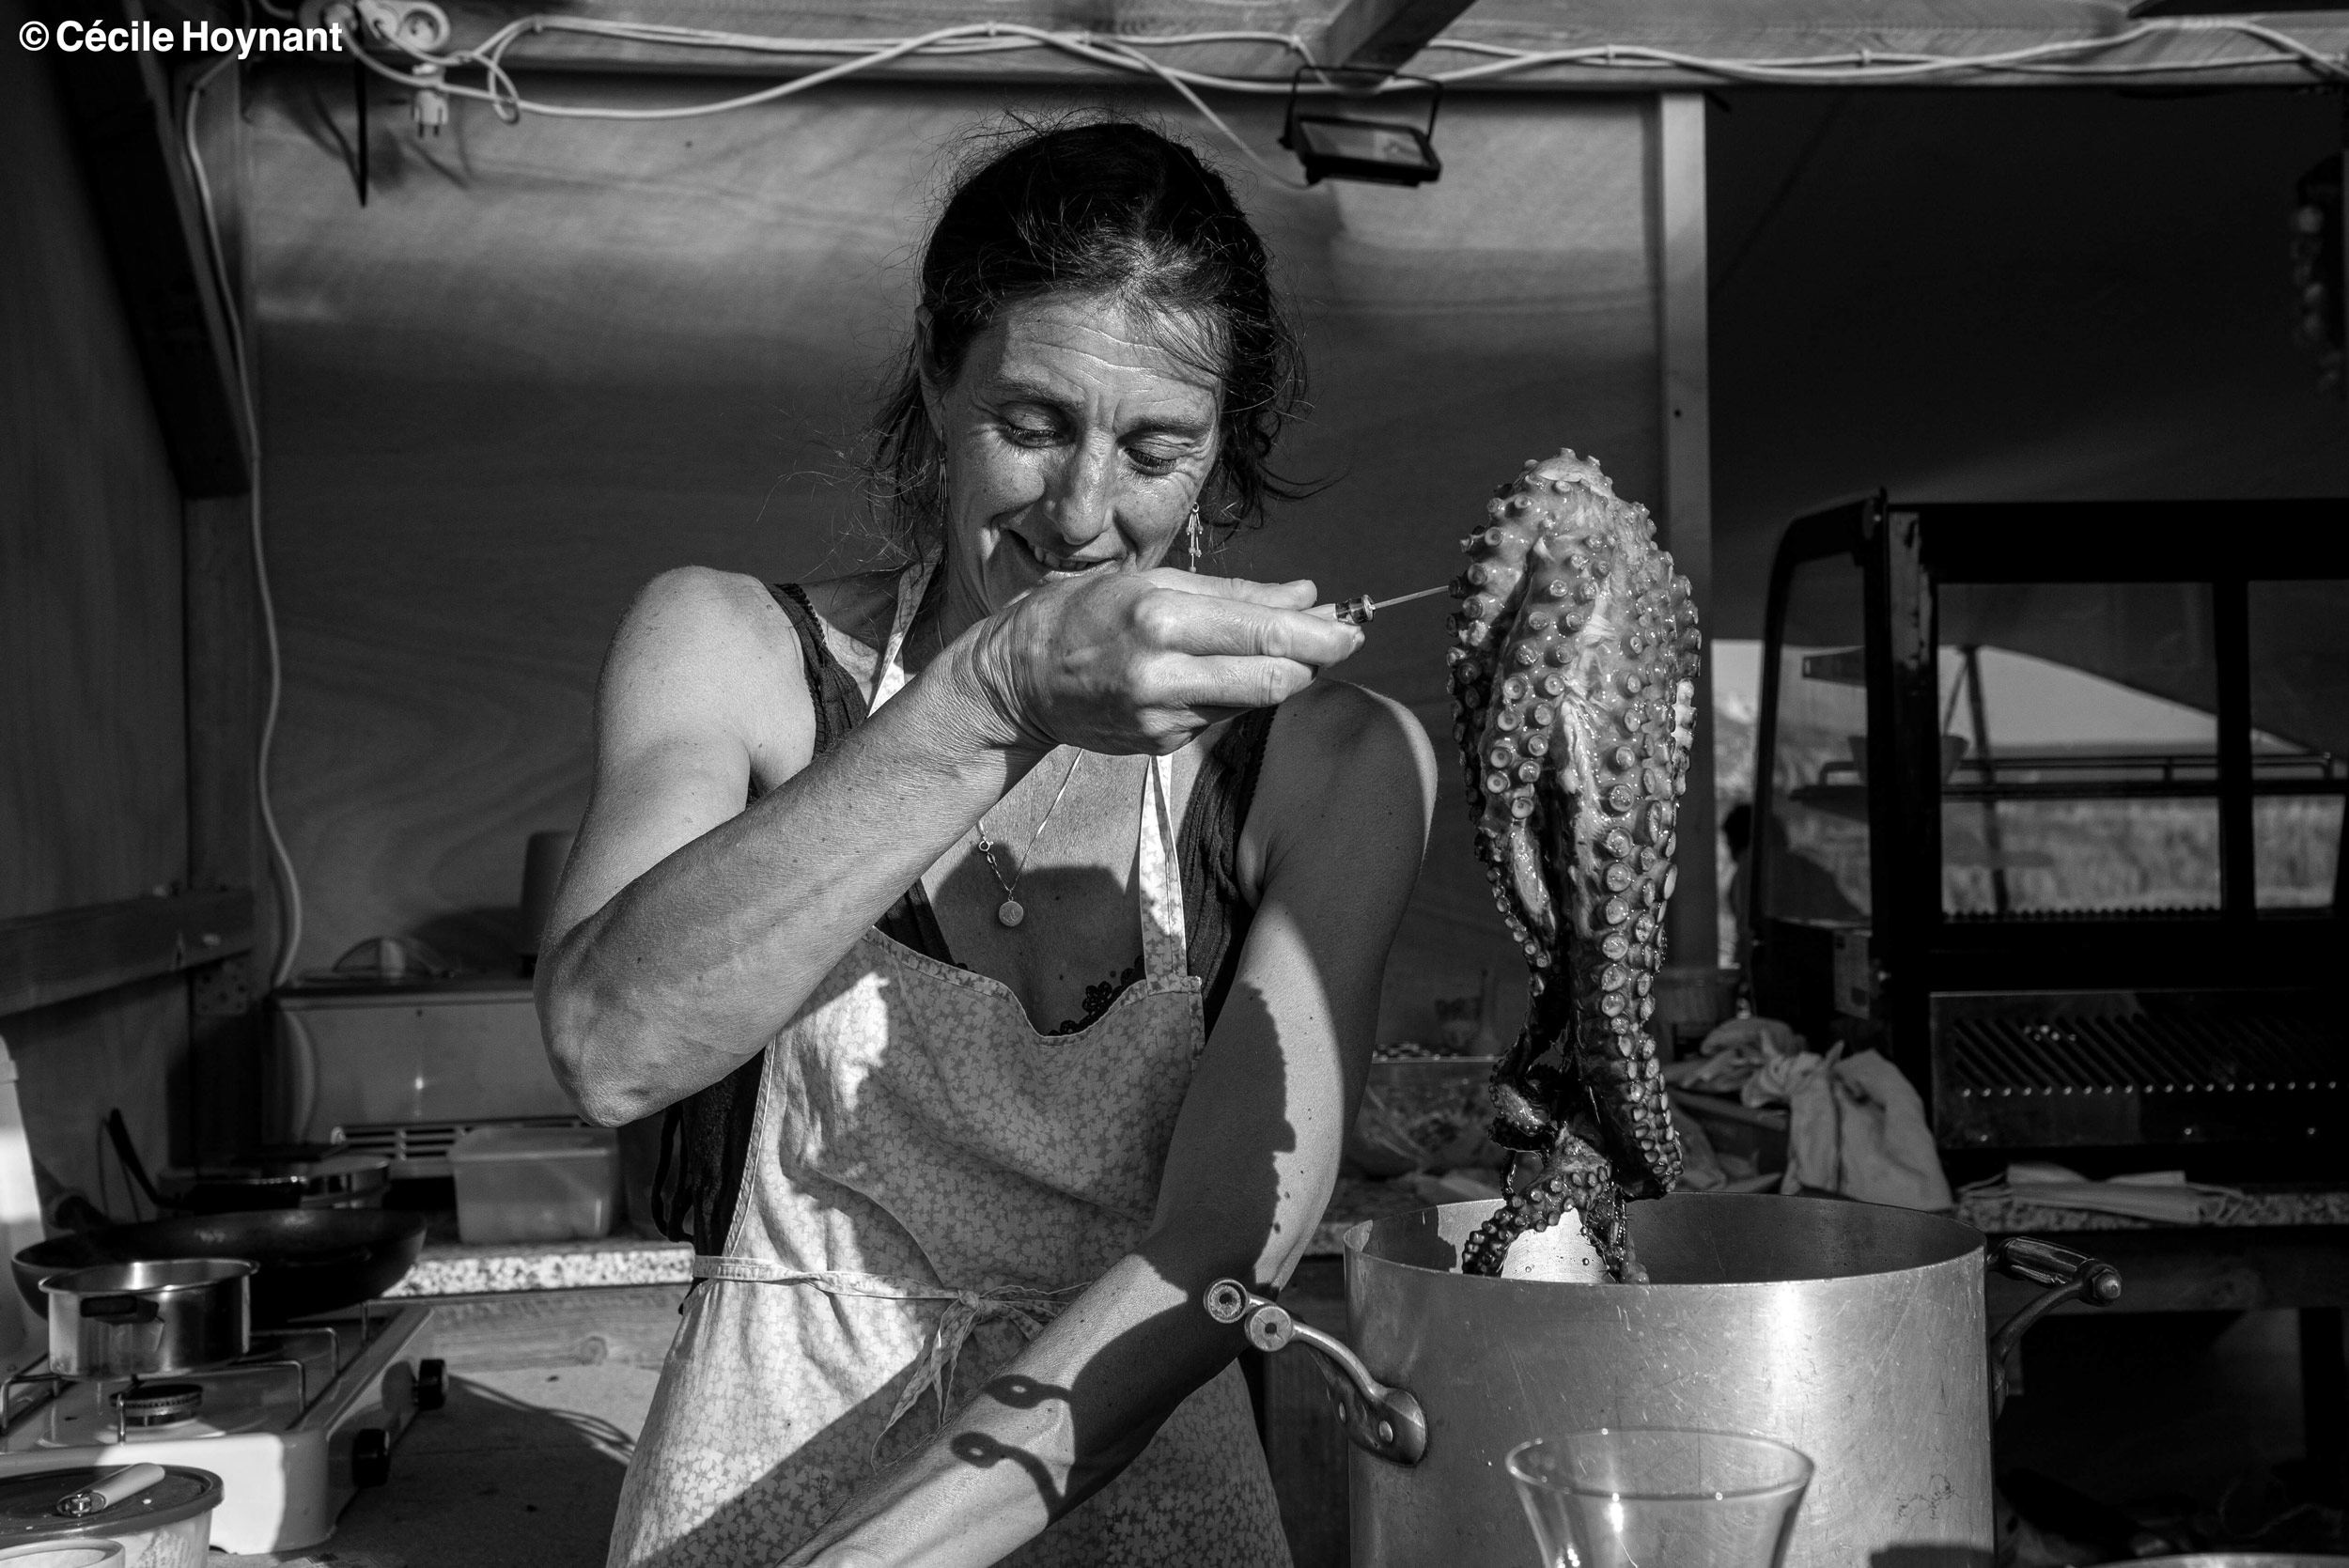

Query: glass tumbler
left=1506, top=1427, right=1814, bottom=1568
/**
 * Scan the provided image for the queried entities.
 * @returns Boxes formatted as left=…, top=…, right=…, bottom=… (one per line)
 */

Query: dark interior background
left=1707, top=86, right=2349, bottom=643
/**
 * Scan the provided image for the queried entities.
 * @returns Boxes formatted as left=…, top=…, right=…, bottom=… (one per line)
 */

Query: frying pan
left=12, top=1210, right=426, bottom=1326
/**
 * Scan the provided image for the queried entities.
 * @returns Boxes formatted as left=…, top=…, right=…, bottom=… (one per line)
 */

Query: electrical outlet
left=300, top=0, right=448, bottom=52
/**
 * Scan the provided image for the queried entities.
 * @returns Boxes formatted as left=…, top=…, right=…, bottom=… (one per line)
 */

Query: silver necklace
left=972, top=750, right=1084, bottom=927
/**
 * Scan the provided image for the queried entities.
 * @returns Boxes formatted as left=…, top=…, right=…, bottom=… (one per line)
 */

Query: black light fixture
left=1282, top=69, right=1443, bottom=188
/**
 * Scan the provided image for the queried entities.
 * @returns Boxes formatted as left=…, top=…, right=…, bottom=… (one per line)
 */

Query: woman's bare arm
left=537, top=565, right=1364, bottom=1126
left=786, top=678, right=1439, bottom=1568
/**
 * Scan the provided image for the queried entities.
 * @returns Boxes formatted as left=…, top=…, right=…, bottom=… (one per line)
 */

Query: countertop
left=383, top=1179, right=2349, bottom=1297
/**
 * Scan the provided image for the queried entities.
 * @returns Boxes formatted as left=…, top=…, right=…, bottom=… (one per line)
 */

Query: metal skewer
left=1316, top=582, right=1452, bottom=626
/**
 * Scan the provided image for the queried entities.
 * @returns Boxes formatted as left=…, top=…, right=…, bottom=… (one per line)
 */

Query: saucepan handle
left=1205, top=1279, right=1428, bottom=1465
left=1984, top=1236, right=2122, bottom=1418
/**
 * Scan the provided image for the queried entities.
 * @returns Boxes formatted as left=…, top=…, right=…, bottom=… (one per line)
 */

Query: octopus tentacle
left=1446, top=449, right=1702, bottom=1281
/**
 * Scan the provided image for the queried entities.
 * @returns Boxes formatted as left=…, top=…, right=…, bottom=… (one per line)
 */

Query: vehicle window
left=2248, top=580, right=2348, bottom=915
left=1937, top=582, right=2220, bottom=919
left=1765, top=554, right=1871, bottom=924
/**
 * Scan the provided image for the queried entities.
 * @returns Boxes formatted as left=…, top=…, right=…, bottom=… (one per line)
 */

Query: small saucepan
left=40, top=1260, right=253, bottom=1377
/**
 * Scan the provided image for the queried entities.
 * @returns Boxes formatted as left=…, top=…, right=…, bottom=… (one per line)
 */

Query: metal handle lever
left=1205, top=1279, right=1427, bottom=1465
left=1986, top=1236, right=2122, bottom=1418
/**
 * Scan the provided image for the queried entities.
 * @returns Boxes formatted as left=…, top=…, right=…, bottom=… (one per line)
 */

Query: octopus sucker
left=1445, top=449, right=1701, bottom=1283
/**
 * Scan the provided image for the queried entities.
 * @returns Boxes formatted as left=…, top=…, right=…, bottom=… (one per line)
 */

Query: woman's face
left=926, top=291, right=1224, bottom=617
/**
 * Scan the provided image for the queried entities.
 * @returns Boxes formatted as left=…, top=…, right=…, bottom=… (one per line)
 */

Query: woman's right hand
left=946, top=568, right=1366, bottom=756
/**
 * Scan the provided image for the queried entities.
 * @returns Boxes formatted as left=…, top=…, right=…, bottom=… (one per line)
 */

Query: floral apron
left=607, top=562, right=1290, bottom=1568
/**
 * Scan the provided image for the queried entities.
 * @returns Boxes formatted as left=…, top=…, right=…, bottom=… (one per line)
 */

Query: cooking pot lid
left=0, top=1467, right=222, bottom=1538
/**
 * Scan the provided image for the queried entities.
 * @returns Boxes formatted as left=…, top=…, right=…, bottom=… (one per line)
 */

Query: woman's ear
left=913, top=306, right=948, bottom=446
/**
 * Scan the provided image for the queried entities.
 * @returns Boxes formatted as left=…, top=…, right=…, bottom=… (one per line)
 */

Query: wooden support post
left=1316, top=0, right=1482, bottom=70
left=1654, top=93, right=1720, bottom=986
left=185, top=493, right=263, bottom=1164
left=29, top=0, right=248, bottom=496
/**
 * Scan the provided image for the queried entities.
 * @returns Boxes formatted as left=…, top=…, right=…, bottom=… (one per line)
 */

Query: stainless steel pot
left=1207, top=1194, right=2119, bottom=1568
left=40, top=1259, right=254, bottom=1376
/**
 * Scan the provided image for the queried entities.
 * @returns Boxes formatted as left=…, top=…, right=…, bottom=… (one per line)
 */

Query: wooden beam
left=185, top=491, right=264, bottom=1160
left=31, top=0, right=249, bottom=496
left=0, top=891, right=254, bottom=1018
left=1654, top=92, right=1719, bottom=983
left=1318, top=0, right=1483, bottom=70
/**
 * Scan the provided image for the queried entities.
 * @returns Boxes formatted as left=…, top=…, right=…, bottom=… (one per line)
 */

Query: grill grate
left=335, top=1115, right=589, bottom=1174
left=1946, top=1009, right=2340, bottom=1098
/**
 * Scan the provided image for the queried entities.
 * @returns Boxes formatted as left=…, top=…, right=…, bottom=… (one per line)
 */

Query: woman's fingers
left=1154, top=568, right=1318, bottom=611
left=1172, top=653, right=1322, bottom=715
left=1134, top=583, right=1362, bottom=668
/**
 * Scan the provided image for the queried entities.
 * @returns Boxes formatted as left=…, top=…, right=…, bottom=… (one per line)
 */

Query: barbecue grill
left=1747, top=498, right=2348, bottom=1172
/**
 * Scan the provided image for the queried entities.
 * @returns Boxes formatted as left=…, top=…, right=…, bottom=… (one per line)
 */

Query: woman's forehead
left=968, top=293, right=1224, bottom=411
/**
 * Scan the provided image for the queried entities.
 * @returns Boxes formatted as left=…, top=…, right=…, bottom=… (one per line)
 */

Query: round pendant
left=997, top=898, right=1025, bottom=928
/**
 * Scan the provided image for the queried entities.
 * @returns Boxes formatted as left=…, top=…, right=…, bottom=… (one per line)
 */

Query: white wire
left=311, top=8, right=2349, bottom=177
left=182, top=56, right=306, bottom=991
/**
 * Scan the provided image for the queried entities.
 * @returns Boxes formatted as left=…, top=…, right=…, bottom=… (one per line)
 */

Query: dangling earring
left=1186, top=505, right=1204, bottom=570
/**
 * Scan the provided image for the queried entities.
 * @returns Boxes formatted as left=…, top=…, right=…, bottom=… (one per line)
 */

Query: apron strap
left=1137, top=753, right=1188, bottom=980
left=690, top=1257, right=1076, bottom=1450
left=868, top=554, right=938, bottom=714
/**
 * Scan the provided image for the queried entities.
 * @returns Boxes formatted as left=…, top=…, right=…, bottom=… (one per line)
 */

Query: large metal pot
left=40, top=1259, right=253, bottom=1376
left=1208, top=1194, right=2119, bottom=1568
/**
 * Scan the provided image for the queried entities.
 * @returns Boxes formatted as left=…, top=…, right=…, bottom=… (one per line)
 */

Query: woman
left=538, top=118, right=1436, bottom=1568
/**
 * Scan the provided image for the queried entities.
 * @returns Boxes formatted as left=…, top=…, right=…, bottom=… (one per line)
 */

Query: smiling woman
left=533, top=117, right=1436, bottom=1568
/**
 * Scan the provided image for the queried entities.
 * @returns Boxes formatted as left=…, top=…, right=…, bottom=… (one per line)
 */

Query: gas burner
left=0, top=1304, right=440, bottom=1553
left=112, top=1383, right=202, bottom=1429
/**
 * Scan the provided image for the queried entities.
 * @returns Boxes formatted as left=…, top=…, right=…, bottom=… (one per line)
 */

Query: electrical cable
left=182, top=56, right=306, bottom=991
left=307, top=9, right=2349, bottom=176
left=350, top=11, right=2347, bottom=106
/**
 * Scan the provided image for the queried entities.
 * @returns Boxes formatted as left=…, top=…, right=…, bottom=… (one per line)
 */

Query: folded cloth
left=1664, top=1016, right=1809, bottom=1095
left=1958, top=1162, right=2239, bottom=1225
left=1741, top=1049, right=1824, bottom=1109
left=1701, top=1016, right=1806, bottom=1059
left=1781, top=1048, right=1954, bottom=1211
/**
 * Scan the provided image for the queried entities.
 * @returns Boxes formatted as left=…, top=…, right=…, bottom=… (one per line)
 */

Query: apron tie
left=690, top=1258, right=1078, bottom=1449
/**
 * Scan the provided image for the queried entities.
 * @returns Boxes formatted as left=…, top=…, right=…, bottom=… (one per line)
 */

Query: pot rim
left=1343, top=1193, right=1987, bottom=1286
left=40, top=1258, right=256, bottom=1297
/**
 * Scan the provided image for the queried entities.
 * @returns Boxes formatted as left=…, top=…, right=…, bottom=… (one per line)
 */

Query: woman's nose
left=1038, top=437, right=1119, bottom=546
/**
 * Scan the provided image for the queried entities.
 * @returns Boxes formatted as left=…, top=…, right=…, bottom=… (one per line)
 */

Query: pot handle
left=1205, top=1279, right=1428, bottom=1465
left=79, top=1294, right=161, bottom=1324
left=1985, top=1236, right=2122, bottom=1418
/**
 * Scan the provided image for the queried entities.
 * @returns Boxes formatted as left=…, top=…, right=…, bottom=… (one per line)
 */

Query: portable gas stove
left=0, top=1303, right=441, bottom=1552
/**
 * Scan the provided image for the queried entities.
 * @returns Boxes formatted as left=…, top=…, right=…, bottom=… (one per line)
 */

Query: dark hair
left=866, top=116, right=1307, bottom=556
left=1720, top=801, right=1753, bottom=857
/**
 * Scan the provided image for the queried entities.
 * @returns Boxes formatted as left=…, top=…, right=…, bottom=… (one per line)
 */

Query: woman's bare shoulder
left=598, top=566, right=812, bottom=779
left=1235, top=679, right=1439, bottom=899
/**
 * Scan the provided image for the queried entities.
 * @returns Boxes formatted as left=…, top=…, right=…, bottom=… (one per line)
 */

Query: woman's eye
left=1003, top=421, right=1060, bottom=446
left=1127, top=445, right=1183, bottom=474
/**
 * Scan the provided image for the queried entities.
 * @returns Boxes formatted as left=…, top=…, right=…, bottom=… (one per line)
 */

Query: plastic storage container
left=0, top=1467, right=218, bottom=1568
left=448, top=1126, right=619, bottom=1244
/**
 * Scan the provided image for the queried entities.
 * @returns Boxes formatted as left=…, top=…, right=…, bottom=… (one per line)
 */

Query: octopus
left=1442, top=449, right=1701, bottom=1281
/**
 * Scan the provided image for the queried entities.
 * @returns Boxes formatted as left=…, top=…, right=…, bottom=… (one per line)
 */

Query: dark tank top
left=652, top=582, right=1275, bottom=1254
